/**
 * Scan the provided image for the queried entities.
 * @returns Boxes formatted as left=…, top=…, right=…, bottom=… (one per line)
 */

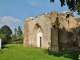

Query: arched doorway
left=37, top=28, right=42, bottom=47
left=34, top=24, right=43, bottom=47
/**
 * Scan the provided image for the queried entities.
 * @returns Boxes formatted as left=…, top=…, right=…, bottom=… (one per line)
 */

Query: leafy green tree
left=50, top=0, right=80, bottom=14
left=76, top=4, right=80, bottom=14
left=0, top=33, right=5, bottom=39
left=0, top=25, right=12, bottom=44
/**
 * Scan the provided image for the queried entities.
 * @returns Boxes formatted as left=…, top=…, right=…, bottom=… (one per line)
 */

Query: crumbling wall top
left=24, top=17, right=34, bottom=22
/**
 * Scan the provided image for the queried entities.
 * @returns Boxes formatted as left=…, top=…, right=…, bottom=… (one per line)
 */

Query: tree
left=11, top=28, right=17, bottom=41
left=0, top=33, right=5, bottom=44
left=17, top=26, right=23, bottom=38
left=16, top=26, right=23, bottom=43
left=0, top=33, right=5, bottom=39
left=76, top=4, right=80, bottom=14
left=14, top=28, right=17, bottom=36
left=10, top=26, right=23, bottom=44
left=50, top=0, right=80, bottom=14
left=0, top=25, right=12, bottom=44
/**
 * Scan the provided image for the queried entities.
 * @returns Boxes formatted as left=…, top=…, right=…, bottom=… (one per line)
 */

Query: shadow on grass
left=44, top=50, right=80, bottom=60
left=1, top=45, right=9, bottom=49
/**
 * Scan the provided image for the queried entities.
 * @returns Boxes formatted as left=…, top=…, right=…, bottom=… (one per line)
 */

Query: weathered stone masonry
left=24, top=11, right=80, bottom=51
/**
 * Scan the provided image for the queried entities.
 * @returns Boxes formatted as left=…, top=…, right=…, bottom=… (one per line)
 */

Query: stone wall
left=24, top=11, right=80, bottom=51
left=24, top=13, right=51, bottom=49
left=50, top=11, right=59, bottom=51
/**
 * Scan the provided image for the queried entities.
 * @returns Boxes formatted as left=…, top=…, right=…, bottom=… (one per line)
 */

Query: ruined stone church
left=23, top=11, right=80, bottom=51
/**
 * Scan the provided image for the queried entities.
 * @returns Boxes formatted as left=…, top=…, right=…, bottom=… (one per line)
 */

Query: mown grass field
left=0, top=44, right=80, bottom=60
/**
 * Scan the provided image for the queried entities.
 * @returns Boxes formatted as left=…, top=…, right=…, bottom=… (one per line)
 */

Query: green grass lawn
left=0, top=44, right=80, bottom=60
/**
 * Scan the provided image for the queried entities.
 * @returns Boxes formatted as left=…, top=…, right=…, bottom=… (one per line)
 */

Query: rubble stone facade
left=23, top=11, right=80, bottom=51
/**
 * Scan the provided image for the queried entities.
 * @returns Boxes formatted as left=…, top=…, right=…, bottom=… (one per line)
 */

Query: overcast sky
left=0, top=0, right=79, bottom=33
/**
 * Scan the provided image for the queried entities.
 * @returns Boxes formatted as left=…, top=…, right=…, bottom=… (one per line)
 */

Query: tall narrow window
left=66, top=20, right=69, bottom=29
